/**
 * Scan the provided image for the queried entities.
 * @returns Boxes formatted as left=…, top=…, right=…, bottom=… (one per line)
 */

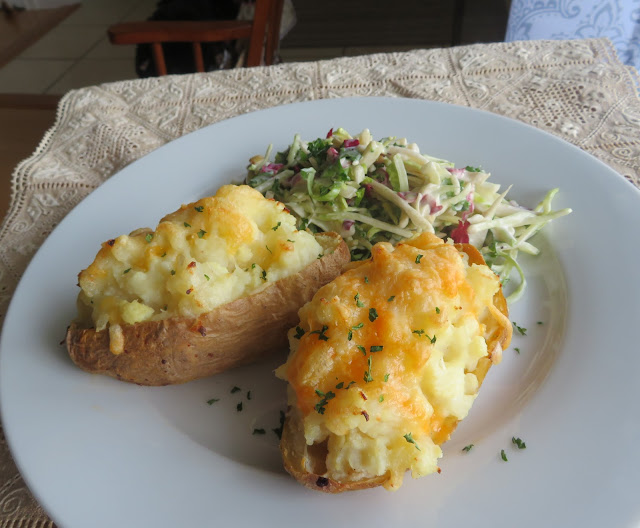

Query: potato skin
left=281, top=405, right=389, bottom=493
left=66, top=233, right=350, bottom=386
left=280, top=242, right=511, bottom=493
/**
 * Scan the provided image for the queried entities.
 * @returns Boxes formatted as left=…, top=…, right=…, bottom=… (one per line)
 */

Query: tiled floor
left=0, top=0, right=509, bottom=96
left=0, top=0, right=155, bottom=95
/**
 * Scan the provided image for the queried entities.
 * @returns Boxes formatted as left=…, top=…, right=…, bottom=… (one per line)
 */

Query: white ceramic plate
left=2, top=97, right=639, bottom=528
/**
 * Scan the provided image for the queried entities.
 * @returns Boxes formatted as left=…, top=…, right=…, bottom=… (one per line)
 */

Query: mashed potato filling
left=277, top=232, right=510, bottom=490
left=77, top=185, right=323, bottom=342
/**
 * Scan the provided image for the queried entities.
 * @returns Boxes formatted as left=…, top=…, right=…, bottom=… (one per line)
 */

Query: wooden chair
left=107, top=0, right=284, bottom=75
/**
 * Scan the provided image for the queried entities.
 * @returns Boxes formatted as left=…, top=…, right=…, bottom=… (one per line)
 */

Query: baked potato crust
left=66, top=232, right=350, bottom=386
left=280, top=241, right=511, bottom=493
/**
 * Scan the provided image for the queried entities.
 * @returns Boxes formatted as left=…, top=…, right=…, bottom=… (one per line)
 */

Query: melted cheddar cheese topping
left=277, top=232, right=511, bottom=490
left=76, top=185, right=323, bottom=351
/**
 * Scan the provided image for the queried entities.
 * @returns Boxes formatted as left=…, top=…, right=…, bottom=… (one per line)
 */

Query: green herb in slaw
left=245, top=128, right=571, bottom=303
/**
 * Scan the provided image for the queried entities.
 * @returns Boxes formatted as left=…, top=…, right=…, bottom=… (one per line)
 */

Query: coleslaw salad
left=246, top=128, right=571, bottom=303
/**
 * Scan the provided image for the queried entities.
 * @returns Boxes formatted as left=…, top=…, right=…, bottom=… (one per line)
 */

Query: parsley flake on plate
left=512, top=321, right=527, bottom=335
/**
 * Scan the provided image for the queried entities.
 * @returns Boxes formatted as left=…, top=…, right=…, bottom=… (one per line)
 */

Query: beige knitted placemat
left=0, top=37, right=638, bottom=527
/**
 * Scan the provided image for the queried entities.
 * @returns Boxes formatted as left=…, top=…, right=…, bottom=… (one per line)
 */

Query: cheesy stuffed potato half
left=66, top=185, right=350, bottom=385
left=277, top=232, right=512, bottom=492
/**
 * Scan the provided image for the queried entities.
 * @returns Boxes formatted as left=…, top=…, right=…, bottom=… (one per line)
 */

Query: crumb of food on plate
left=277, top=232, right=512, bottom=492
left=66, top=184, right=350, bottom=385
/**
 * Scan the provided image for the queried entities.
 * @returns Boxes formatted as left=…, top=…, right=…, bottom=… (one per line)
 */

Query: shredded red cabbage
left=327, top=147, right=339, bottom=162
left=260, top=163, right=284, bottom=174
left=450, top=220, right=470, bottom=244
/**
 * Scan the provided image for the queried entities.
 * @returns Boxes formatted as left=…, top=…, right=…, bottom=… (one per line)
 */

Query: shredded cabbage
left=245, top=128, right=572, bottom=303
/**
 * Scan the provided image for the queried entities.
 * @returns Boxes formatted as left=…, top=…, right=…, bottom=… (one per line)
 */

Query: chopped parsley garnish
left=266, top=245, right=272, bottom=254
left=357, top=345, right=366, bottom=355
left=404, top=433, right=420, bottom=451
left=335, top=382, right=344, bottom=389
left=462, top=444, right=474, bottom=452
left=123, top=268, right=131, bottom=274
left=412, top=329, right=436, bottom=343
left=161, top=252, right=167, bottom=257
left=206, top=398, right=220, bottom=405
left=317, top=253, right=323, bottom=259
left=354, top=293, right=365, bottom=308
left=379, top=395, right=384, bottom=403
left=197, top=229, right=207, bottom=238
left=204, top=274, right=210, bottom=281
left=251, top=263, right=256, bottom=269
left=387, top=295, right=395, bottom=302
left=512, top=437, right=526, bottom=449
left=369, top=308, right=378, bottom=322
left=314, top=390, right=336, bottom=414
left=293, top=326, right=305, bottom=339
left=184, top=222, right=191, bottom=228
left=287, top=239, right=295, bottom=243
left=194, top=205, right=204, bottom=212
left=348, top=322, right=364, bottom=341
left=513, top=322, right=527, bottom=335
left=236, top=402, right=243, bottom=412
left=537, top=321, right=543, bottom=325
left=370, top=345, right=383, bottom=352
left=415, top=254, right=423, bottom=264
left=170, top=269, right=176, bottom=275
left=272, top=410, right=285, bottom=439
left=364, top=276, right=369, bottom=283
left=435, top=307, right=440, bottom=314
left=384, top=373, right=389, bottom=382
left=364, top=356, right=373, bottom=383
left=465, top=165, right=482, bottom=172
left=247, top=391, right=252, bottom=400
left=501, top=449, right=508, bottom=461
left=272, top=221, right=281, bottom=231
left=345, top=381, right=356, bottom=389
left=145, top=233, right=153, bottom=243
left=230, top=386, right=241, bottom=393
left=261, top=270, right=267, bottom=281
left=309, top=325, right=329, bottom=341
left=514, top=347, right=520, bottom=354
left=253, top=428, right=266, bottom=435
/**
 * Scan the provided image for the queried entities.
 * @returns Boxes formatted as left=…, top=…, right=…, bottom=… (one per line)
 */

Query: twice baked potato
left=276, top=232, right=512, bottom=492
left=66, top=185, right=350, bottom=386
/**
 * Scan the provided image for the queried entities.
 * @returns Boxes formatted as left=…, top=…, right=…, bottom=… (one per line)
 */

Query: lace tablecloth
left=0, top=37, right=638, bottom=527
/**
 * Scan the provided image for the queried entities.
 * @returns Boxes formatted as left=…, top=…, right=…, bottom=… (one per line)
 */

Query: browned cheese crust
left=280, top=241, right=511, bottom=493
left=66, top=232, right=350, bottom=386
